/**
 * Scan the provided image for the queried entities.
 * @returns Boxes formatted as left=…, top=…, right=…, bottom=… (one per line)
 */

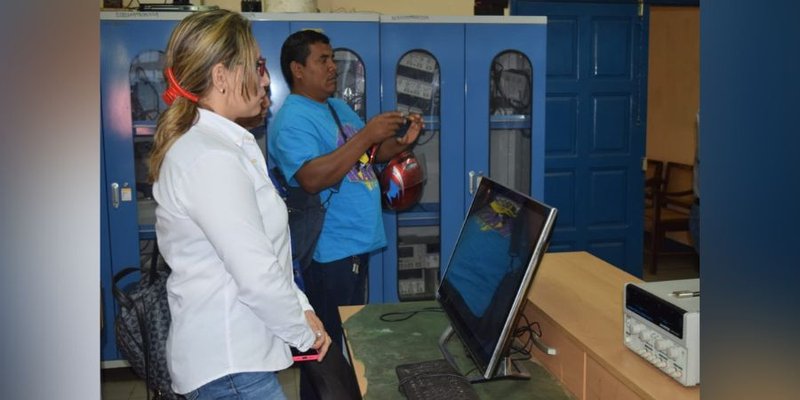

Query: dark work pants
left=299, top=253, right=369, bottom=400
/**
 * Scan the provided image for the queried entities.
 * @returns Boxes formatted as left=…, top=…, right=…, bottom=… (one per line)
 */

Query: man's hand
left=294, top=111, right=422, bottom=192
left=362, top=111, right=407, bottom=144
left=374, top=112, right=424, bottom=162
left=396, top=113, right=423, bottom=145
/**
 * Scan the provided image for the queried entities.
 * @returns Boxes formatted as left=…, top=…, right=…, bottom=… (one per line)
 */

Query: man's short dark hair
left=280, top=29, right=331, bottom=89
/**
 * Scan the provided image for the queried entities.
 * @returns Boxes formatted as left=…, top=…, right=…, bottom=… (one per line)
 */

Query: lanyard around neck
left=328, top=101, right=378, bottom=164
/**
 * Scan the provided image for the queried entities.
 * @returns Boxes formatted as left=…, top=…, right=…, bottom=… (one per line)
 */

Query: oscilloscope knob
left=656, top=339, right=673, bottom=351
left=668, top=347, right=683, bottom=359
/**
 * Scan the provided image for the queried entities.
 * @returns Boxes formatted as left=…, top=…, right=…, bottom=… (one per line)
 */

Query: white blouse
left=152, top=108, right=316, bottom=394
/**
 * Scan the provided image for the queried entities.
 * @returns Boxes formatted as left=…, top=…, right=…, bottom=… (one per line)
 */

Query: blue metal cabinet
left=377, top=16, right=547, bottom=303
left=378, top=17, right=466, bottom=303
left=464, top=18, right=548, bottom=203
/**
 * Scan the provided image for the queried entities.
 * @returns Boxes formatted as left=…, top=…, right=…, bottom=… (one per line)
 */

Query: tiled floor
left=101, top=365, right=301, bottom=400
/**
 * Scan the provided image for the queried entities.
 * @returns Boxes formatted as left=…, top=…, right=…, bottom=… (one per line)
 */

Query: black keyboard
left=396, top=359, right=480, bottom=400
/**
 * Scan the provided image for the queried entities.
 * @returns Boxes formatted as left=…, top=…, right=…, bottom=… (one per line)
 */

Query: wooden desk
left=340, top=302, right=573, bottom=399
left=523, top=252, right=700, bottom=400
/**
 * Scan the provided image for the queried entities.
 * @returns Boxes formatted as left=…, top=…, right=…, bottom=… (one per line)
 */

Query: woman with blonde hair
left=149, top=9, right=330, bottom=399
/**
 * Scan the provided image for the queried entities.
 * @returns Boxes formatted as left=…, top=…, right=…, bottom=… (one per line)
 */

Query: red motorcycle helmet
left=379, top=150, right=425, bottom=211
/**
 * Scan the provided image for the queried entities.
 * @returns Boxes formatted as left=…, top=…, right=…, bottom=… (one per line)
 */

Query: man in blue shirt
left=268, top=30, right=422, bottom=397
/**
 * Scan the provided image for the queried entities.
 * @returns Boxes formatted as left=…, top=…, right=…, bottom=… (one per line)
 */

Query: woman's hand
left=304, top=310, right=331, bottom=361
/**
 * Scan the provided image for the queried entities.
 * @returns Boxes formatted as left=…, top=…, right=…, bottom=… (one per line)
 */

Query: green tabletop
left=342, top=301, right=574, bottom=399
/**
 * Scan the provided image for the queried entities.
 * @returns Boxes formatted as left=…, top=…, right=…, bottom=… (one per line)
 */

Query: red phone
left=291, top=347, right=320, bottom=362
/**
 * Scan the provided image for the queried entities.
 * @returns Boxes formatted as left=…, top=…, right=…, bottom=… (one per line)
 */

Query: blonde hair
left=149, top=9, right=261, bottom=182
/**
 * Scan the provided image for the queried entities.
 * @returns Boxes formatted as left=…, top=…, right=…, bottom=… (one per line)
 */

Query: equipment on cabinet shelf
left=396, top=51, right=439, bottom=117
left=490, top=52, right=531, bottom=116
left=623, top=279, right=699, bottom=386
left=398, top=235, right=439, bottom=271
left=398, top=235, right=440, bottom=298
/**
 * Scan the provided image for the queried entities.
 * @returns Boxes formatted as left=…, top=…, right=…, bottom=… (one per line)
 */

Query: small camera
left=396, top=114, right=412, bottom=138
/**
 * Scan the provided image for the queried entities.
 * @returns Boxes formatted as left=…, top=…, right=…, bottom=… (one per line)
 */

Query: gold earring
left=220, top=88, right=226, bottom=94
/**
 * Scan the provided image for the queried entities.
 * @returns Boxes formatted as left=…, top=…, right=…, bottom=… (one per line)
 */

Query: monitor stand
left=437, top=325, right=531, bottom=383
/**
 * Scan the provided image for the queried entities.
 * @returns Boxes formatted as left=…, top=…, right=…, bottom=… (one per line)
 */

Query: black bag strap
left=328, top=100, right=379, bottom=168
left=111, top=267, right=140, bottom=309
left=271, top=165, right=337, bottom=209
left=269, top=101, right=358, bottom=213
left=327, top=101, right=349, bottom=144
left=111, top=242, right=164, bottom=309
left=147, top=240, right=160, bottom=285
left=272, top=101, right=354, bottom=208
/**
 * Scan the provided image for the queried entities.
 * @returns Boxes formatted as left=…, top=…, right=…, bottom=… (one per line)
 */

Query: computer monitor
left=436, top=177, right=557, bottom=382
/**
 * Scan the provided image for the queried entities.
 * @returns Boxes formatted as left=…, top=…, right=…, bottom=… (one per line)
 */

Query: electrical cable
left=508, top=312, right=542, bottom=361
left=379, top=306, right=443, bottom=322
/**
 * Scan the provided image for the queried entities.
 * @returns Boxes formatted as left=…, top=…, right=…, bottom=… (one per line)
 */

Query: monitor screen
left=436, top=177, right=556, bottom=381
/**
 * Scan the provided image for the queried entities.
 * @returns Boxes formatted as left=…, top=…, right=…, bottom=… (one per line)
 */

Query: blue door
left=511, top=1, right=649, bottom=276
left=379, top=19, right=465, bottom=303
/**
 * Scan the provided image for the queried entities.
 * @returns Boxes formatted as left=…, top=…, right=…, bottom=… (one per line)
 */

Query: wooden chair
left=643, top=159, right=664, bottom=269
left=644, top=161, right=696, bottom=274
left=643, top=159, right=664, bottom=217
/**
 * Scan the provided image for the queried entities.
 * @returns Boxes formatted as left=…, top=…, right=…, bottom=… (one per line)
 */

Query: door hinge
left=638, top=0, right=644, bottom=18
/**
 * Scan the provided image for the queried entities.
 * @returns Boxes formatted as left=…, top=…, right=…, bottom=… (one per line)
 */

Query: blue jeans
left=184, top=372, right=286, bottom=400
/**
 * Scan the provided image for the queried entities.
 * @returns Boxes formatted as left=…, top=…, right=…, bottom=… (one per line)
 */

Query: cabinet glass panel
left=129, top=50, right=166, bottom=229
left=333, top=49, right=366, bottom=121
left=489, top=51, right=532, bottom=194
left=395, top=50, right=441, bottom=301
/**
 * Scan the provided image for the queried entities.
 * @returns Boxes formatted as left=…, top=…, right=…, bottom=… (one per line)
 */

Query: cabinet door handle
left=468, top=171, right=483, bottom=194
left=110, top=182, right=120, bottom=209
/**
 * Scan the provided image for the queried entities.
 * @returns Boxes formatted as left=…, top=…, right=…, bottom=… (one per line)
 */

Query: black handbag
left=274, top=169, right=333, bottom=272
left=112, top=243, right=181, bottom=400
